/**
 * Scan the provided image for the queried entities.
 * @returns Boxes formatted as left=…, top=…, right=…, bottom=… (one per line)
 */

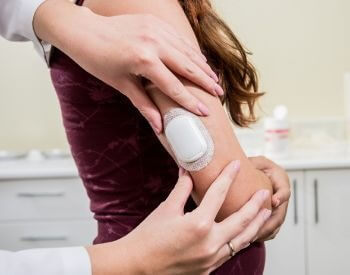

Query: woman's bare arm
left=83, top=0, right=272, bottom=219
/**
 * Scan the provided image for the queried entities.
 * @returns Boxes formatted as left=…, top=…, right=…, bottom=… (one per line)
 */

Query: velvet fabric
left=50, top=45, right=265, bottom=275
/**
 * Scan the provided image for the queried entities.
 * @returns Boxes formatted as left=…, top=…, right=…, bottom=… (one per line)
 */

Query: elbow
left=215, top=166, right=273, bottom=222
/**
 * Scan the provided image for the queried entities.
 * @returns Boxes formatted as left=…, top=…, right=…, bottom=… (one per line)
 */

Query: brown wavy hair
left=179, top=0, right=263, bottom=127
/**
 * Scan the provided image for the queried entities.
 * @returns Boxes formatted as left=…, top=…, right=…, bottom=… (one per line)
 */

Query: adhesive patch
left=164, top=108, right=214, bottom=171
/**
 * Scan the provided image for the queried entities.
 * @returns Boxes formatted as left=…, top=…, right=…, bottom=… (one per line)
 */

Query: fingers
left=123, top=79, right=163, bottom=133
left=255, top=202, right=288, bottom=241
left=158, top=26, right=223, bottom=96
left=249, top=156, right=290, bottom=208
left=264, top=226, right=281, bottom=241
left=208, top=245, right=231, bottom=273
left=154, top=17, right=209, bottom=63
left=269, top=172, right=290, bottom=207
left=160, top=45, right=223, bottom=97
left=160, top=27, right=211, bottom=69
left=256, top=225, right=281, bottom=242
left=249, top=156, right=274, bottom=171
left=194, top=160, right=240, bottom=221
left=272, top=185, right=291, bottom=207
left=229, top=208, right=271, bottom=251
left=212, top=207, right=271, bottom=272
left=218, top=189, right=270, bottom=242
left=141, top=59, right=210, bottom=116
left=159, top=29, right=220, bottom=85
left=164, top=169, right=193, bottom=213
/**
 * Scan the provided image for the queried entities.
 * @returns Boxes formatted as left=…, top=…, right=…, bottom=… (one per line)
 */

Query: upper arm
left=148, top=78, right=272, bottom=220
left=83, top=0, right=272, bottom=220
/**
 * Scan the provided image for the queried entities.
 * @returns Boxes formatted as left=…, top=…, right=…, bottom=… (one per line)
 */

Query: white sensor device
left=165, top=115, right=208, bottom=163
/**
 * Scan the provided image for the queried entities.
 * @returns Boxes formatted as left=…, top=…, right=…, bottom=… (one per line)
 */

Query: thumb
left=249, top=156, right=273, bottom=171
left=165, top=169, right=193, bottom=214
left=123, top=79, right=163, bottom=134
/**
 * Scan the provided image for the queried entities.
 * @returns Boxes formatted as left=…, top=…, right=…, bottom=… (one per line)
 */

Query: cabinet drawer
left=0, top=178, right=92, bottom=221
left=0, top=220, right=97, bottom=251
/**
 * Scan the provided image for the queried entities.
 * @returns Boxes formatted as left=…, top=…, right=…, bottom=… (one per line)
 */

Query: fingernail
left=214, top=84, right=224, bottom=96
left=261, top=189, right=270, bottom=200
left=179, top=167, right=185, bottom=176
left=233, top=160, right=241, bottom=171
left=211, top=72, right=219, bottom=82
left=274, top=198, right=281, bottom=207
left=263, top=209, right=272, bottom=220
left=150, top=121, right=162, bottom=135
left=272, top=199, right=277, bottom=207
left=197, top=102, right=210, bottom=116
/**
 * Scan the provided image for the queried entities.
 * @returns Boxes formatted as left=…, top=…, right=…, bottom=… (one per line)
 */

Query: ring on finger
left=227, top=241, right=236, bottom=257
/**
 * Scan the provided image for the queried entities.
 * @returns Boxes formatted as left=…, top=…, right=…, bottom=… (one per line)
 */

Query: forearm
left=86, top=238, right=143, bottom=275
left=79, top=0, right=272, bottom=218
left=148, top=81, right=272, bottom=219
left=33, top=0, right=93, bottom=58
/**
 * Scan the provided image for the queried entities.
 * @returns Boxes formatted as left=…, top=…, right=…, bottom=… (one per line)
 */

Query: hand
left=126, top=161, right=271, bottom=275
left=87, top=161, right=271, bottom=275
left=33, top=0, right=223, bottom=133
left=249, top=156, right=291, bottom=241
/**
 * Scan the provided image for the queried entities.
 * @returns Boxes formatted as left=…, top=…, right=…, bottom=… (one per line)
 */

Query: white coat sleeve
left=0, top=0, right=50, bottom=61
left=0, top=247, right=92, bottom=275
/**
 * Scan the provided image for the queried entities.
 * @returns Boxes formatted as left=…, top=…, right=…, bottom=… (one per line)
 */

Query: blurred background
left=0, top=0, right=349, bottom=150
left=0, top=1, right=349, bottom=275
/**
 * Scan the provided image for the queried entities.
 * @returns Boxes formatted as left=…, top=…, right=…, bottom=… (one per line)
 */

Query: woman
left=50, top=0, right=284, bottom=274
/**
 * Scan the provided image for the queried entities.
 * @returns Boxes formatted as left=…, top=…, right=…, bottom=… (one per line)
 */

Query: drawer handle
left=17, top=191, right=65, bottom=198
left=20, top=236, right=68, bottom=242
left=293, top=179, right=298, bottom=225
left=314, top=179, right=319, bottom=224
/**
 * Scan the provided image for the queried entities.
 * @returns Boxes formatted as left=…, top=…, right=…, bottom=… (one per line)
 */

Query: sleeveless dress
left=49, top=13, right=266, bottom=275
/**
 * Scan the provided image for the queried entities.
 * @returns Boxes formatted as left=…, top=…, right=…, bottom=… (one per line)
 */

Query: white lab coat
left=0, top=247, right=91, bottom=275
left=0, top=1, right=91, bottom=274
left=0, top=0, right=51, bottom=61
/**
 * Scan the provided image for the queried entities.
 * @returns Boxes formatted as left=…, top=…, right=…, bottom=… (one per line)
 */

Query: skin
left=249, top=156, right=291, bottom=241
left=82, top=0, right=273, bottom=221
left=33, top=0, right=224, bottom=133
left=32, top=0, right=291, bottom=273
left=86, top=161, right=272, bottom=275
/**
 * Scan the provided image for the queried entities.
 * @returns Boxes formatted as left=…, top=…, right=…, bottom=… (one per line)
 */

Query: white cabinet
left=265, top=168, right=350, bottom=275
left=0, top=220, right=97, bottom=250
left=265, top=171, right=306, bottom=275
left=0, top=178, right=92, bottom=221
left=0, top=177, right=97, bottom=251
left=305, top=169, right=350, bottom=275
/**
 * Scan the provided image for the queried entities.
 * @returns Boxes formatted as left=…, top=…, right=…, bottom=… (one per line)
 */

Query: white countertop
left=0, top=158, right=79, bottom=179
left=244, top=143, right=350, bottom=170
left=1, top=147, right=350, bottom=179
left=271, top=153, right=350, bottom=170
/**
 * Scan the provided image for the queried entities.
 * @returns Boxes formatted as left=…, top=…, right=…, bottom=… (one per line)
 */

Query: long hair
left=179, top=0, right=263, bottom=127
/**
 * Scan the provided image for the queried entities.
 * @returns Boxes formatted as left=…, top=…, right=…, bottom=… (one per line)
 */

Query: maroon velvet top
left=50, top=46, right=265, bottom=274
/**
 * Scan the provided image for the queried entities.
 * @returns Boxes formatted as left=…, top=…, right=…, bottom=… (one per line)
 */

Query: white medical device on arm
left=164, top=108, right=214, bottom=171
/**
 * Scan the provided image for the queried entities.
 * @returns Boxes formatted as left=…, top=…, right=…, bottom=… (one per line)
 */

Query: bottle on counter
left=264, top=105, right=290, bottom=159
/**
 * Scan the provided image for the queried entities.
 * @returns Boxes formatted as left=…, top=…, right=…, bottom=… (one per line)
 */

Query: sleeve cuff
left=58, top=247, right=92, bottom=275
left=0, top=246, right=92, bottom=275
left=18, top=0, right=48, bottom=60
left=60, top=247, right=92, bottom=275
left=18, top=0, right=46, bottom=44
left=17, top=0, right=52, bottom=63
left=59, top=247, right=92, bottom=275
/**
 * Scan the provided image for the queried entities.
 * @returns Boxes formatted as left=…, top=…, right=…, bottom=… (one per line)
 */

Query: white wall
left=0, top=0, right=349, bottom=150
left=0, top=39, right=68, bottom=150
left=213, top=0, right=350, bottom=119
